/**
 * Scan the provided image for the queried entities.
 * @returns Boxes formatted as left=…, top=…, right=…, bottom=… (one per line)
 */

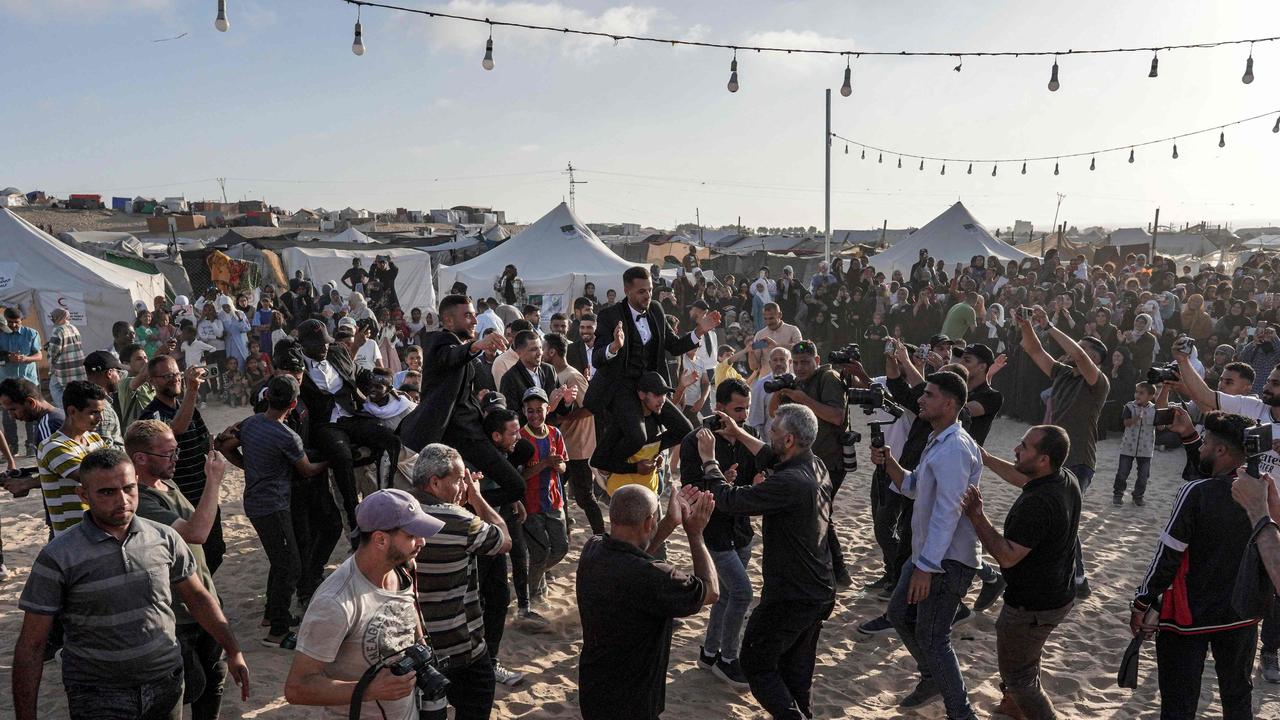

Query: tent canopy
left=864, top=202, right=1033, bottom=277
left=437, top=202, right=636, bottom=304
left=329, top=226, right=377, bottom=244
left=0, top=208, right=166, bottom=351
left=280, top=246, right=437, bottom=313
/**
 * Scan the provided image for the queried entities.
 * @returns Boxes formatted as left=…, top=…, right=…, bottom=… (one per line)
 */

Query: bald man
left=576, top=484, right=718, bottom=720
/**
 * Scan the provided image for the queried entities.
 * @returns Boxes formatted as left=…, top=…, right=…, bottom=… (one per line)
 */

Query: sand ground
left=2, top=403, right=1279, bottom=719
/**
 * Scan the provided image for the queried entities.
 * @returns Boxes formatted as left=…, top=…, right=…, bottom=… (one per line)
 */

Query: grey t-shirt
left=1049, top=361, right=1110, bottom=469
left=239, top=413, right=305, bottom=518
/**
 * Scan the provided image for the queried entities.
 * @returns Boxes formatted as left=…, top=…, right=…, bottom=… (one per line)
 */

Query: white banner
left=0, top=263, right=16, bottom=291
left=38, top=291, right=87, bottom=326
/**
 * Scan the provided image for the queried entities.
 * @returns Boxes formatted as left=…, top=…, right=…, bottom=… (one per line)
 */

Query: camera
left=913, top=343, right=931, bottom=361
left=828, top=343, right=861, bottom=364
left=388, top=643, right=450, bottom=703
left=1018, top=306, right=1035, bottom=321
left=1244, top=423, right=1274, bottom=476
left=1147, top=363, right=1180, bottom=384
left=847, top=385, right=888, bottom=409
left=763, top=373, right=798, bottom=393
left=702, top=415, right=723, bottom=432
left=1173, top=335, right=1195, bottom=355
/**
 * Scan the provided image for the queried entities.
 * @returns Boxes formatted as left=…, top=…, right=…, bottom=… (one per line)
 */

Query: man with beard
left=293, top=319, right=401, bottom=532
left=567, top=313, right=597, bottom=379
left=1131, top=409, right=1263, bottom=718
left=1238, top=324, right=1280, bottom=396
left=140, top=356, right=225, bottom=572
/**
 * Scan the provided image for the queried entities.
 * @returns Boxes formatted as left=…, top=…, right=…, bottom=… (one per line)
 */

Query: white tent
left=437, top=202, right=636, bottom=305
left=1242, top=235, right=1280, bottom=249
left=329, top=226, right=377, bottom=244
left=280, top=246, right=437, bottom=313
left=864, top=202, right=1033, bottom=276
left=0, top=208, right=165, bottom=352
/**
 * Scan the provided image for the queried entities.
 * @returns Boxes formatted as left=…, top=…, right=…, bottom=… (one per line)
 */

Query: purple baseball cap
left=356, top=489, right=445, bottom=538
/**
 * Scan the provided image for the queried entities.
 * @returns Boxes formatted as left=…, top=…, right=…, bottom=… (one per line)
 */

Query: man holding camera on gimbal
left=766, top=340, right=851, bottom=588
left=1130, top=407, right=1264, bottom=719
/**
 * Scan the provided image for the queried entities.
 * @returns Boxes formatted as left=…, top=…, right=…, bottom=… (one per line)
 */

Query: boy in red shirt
left=519, top=387, right=570, bottom=623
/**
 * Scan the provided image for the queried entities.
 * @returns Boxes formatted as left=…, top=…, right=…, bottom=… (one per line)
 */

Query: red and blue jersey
left=521, top=425, right=566, bottom=514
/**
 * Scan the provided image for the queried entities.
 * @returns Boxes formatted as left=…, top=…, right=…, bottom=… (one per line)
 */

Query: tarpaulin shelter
left=864, top=201, right=1033, bottom=276
left=281, top=246, right=437, bottom=313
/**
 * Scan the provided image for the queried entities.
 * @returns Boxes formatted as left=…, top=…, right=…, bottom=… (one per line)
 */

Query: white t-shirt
left=295, top=556, right=419, bottom=720
left=181, top=339, right=216, bottom=369
left=354, top=339, right=383, bottom=371
left=1215, top=392, right=1280, bottom=476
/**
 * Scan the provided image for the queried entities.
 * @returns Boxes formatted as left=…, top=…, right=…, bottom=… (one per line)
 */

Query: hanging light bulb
left=1219, top=130, right=1226, bottom=148
left=482, top=32, right=495, bottom=70
left=967, top=163, right=973, bottom=175
left=878, top=153, right=883, bottom=163
left=1021, top=161, right=1027, bottom=175
left=1172, top=142, right=1179, bottom=159
left=860, top=148, right=865, bottom=160
left=727, top=51, right=739, bottom=93
left=844, top=144, right=848, bottom=155
left=1047, top=57, right=1060, bottom=91
left=214, top=0, right=229, bottom=32
left=1273, top=115, right=1280, bottom=133
left=1089, top=156, right=1096, bottom=171
left=919, top=159, right=924, bottom=171
left=992, top=164, right=998, bottom=177
left=351, top=7, right=365, bottom=56
left=897, top=157, right=902, bottom=168
left=1242, top=45, right=1255, bottom=84
left=840, top=56, right=852, bottom=97
left=1148, top=50, right=1158, bottom=78
left=1128, top=148, right=1135, bottom=163
left=1054, top=161, right=1060, bottom=176
left=941, top=163, right=946, bottom=176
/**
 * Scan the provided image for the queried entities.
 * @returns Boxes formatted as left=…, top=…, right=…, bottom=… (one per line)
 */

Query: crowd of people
left=2, top=245, right=1280, bottom=720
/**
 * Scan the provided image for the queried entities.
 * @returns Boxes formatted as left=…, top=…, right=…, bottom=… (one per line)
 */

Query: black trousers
left=890, top=497, right=916, bottom=586
left=289, top=475, right=342, bottom=602
left=477, top=552, right=510, bottom=659
left=595, top=388, right=692, bottom=468
left=248, top=509, right=300, bottom=636
left=1155, top=626, right=1256, bottom=720
left=870, top=468, right=905, bottom=582
left=503, top=504, right=529, bottom=610
left=176, top=623, right=226, bottom=720
left=204, top=508, right=226, bottom=575
left=565, top=458, right=605, bottom=535
left=419, top=654, right=495, bottom=720
left=740, top=598, right=835, bottom=720
left=314, top=416, right=401, bottom=528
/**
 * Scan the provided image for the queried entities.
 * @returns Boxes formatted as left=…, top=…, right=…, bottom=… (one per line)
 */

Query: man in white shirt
left=475, top=299, right=505, bottom=341
left=748, top=347, right=791, bottom=441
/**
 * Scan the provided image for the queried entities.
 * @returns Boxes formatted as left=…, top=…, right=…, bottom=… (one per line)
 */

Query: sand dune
left=2, top=403, right=1279, bottom=718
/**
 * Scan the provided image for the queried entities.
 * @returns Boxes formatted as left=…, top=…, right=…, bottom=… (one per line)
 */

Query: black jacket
left=400, top=329, right=483, bottom=452
left=584, top=301, right=697, bottom=413
left=298, top=343, right=362, bottom=440
left=567, top=341, right=591, bottom=378
left=499, top=361, right=564, bottom=424
left=680, top=427, right=759, bottom=552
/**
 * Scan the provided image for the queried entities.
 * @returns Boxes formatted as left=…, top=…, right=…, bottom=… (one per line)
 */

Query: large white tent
left=280, top=246, right=437, bottom=313
left=865, top=201, right=1033, bottom=276
left=0, top=208, right=166, bottom=352
left=437, top=202, right=635, bottom=308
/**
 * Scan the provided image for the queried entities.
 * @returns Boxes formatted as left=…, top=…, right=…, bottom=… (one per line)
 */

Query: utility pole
left=695, top=207, right=703, bottom=245
left=1051, top=193, right=1065, bottom=250
left=216, top=177, right=227, bottom=204
left=824, top=88, right=832, bottom=265
left=564, top=163, right=587, bottom=212
left=1150, top=207, right=1160, bottom=262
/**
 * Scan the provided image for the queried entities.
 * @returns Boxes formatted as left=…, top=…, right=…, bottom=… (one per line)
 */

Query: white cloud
left=1, top=0, right=170, bottom=17
left=400, top=1, right=661, bottom=58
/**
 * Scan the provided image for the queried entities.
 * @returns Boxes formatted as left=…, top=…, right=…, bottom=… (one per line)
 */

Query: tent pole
left=1150, top=207, right=1160, bottom=262
left=824, top=88, right=831, bottom=266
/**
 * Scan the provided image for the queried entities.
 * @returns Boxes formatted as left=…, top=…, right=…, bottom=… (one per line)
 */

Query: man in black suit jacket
left=499, top=330, right=573, bottom=425
left=399, top=295, right=526, bottom=510
left=584, top=266, right=721, bottom=465
left=296, top=319, right=401, bottom=530
left=566, top=313, right=596, bottom=379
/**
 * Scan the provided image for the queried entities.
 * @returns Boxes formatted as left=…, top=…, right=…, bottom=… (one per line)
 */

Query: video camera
left=763, top=373, right=798, bottom=393
left=828, top=343, right=861, bottom=364
left=842, top=384, right=905, bottom=449
left=1147, top=363, right=1180, bottom=384
left=1243, top=423, right=1273, bottom=477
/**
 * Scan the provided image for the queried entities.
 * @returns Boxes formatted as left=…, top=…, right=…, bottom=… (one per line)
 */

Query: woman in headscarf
left=376, top=307, right=403, bottom=375
left=1100, top=346, right=1138, bottom=435
left=1214, top=299, right=1249, bottom=339
left=347, top=292, right=373, bottom=322
left=1122, top=313, right=1158, bottom=376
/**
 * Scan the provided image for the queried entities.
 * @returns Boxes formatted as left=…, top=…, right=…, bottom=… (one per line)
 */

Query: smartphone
left=751, top=339, right=768, bottom=351
left=1153, top=408, right=1175, bottom=426
left=1248, top=327, right=1257, bottom=338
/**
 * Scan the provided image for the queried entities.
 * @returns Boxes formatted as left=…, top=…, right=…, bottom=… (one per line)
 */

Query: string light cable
left=831, top=108, right=1280, bottom=171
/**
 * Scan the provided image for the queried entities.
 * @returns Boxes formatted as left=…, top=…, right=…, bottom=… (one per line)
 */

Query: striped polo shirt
left=36, top=430, right=109, bottom=535
left=18, top=513, right=195, bottom=686
left=140, top=398, right=210, bottom=503
left=412, top=490, right=505, bottom=665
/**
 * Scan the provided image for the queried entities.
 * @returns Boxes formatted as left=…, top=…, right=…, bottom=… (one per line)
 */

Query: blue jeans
left=1112, top=455, right=1151, bottom=499
left=1068, top=463, right=1094, bottom=583
left=704, top=542, right=754, bottom=660
left=49, top=374, right=66, bottom=413
left=888, top=560, right=977, bottom=720
left=66, top=666, right=183, bottom=720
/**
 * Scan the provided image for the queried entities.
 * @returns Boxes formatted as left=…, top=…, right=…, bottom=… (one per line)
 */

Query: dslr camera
left=763, top=373, right=798, bottom=393
left=1147, top=363, right=1180, bottom=384
left=1243, top=423, right=1274, bottom=477
left=702, top=414, right=724, bottom=432
left=388, top=643, right=450, bottom=703
left=828, top=343, right=861, bottom=364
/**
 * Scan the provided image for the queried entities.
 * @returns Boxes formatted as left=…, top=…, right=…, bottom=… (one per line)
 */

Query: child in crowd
left=245, top=355, right=269, bottom=393
left=247, top=338, right=273, bottom=375
left=394, top=345, right=422, bottom=388
left=1114, top=381, right=1157, bottom=506
left=518, top=387, right=569, bottom=626
left=223, top=356, right=249, bottom=407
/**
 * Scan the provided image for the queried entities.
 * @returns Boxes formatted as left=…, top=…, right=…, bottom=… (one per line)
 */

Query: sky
left=5, top=0, right=1280, bottom=233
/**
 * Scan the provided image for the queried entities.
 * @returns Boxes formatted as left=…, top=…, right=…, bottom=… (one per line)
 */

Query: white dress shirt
left=305, top=356, right=351, bottom=422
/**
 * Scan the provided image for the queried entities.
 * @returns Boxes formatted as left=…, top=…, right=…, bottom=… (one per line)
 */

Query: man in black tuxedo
left=499, top=330, right=575, bottom=425
left=566, top=313, right=596, bottom=379
left=584, top=266, right=721, bottom=466
left=295, top=319, right=401, bottom=530
left=399, top=295, right=526, bottom=509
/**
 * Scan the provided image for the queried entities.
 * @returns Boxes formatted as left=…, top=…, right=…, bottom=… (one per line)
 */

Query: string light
left=483, top=27, right=494, bottom=70
left=1047, top=57, right=1060, bottom=91
left=1172, top=141, right=1179, bottom=159
left=844, top=144, right=848, bottom=154
left=919, top=159, right=924, bottom=171
left=878, top=152, right=883, bottom=163
left=1148, top=50, right=1158, bottom=78
left=1090, top=156, right=1096, bottom=171
left=1054, top=160, right=1059, bottom=175
left=992, top=164, right=998, bottom=176
left=1219, top=130, right=1226, bottom=148
left=1128, top=148, right=1135, bottom=163
left=967, top=162, right=973, bottom=174
left=897, top=157, right=902, bottom=168
left=1274, top=115, right=1280, bottom=133
left=727, top=50, right=739, bottom=93
left=1243, top=44, right=1255, bottom=84
left=1021, top=161, right=1027, bottom=174
left=860, top=148, right=865, bottom=159
left=840, top=56, right=852, bottom=97
left=215, top=0, right=229, bottom=32
left=352, top=5, right=365, bottom=56
left=940, top=163, right=946, bottom=175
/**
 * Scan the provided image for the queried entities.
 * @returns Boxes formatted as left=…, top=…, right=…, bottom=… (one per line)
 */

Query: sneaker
left=953, top=603, right=973, bottom=625
left=1262, top=650, right=1280, bottom=684
left=260, top=615, right=302, bottom=628
left=260, top=632, right=297, bottom=650
left=712, top=657, right=750, bottom=689
left=1133, top=496, right=1145, bottom=507
left=857, top=614, right=895, bottom=636
left=862, top=575, right=891, bottom=593
left=1113, top=495, right=1124, bottom=506
left=493, top=662, right=525, bottom=687
left=974, top=574, right=1006, bottom=612
left=877, top=582, right=897, bottom=601
left=0, top=563, right=11, bottom=581
left=1075, top=578, right=1092, bottom=599
left=697, top=646, right=719, bottom=671
left=898, top=678, right=940, bottom=708
left=518, top=607, right=550, bottom=628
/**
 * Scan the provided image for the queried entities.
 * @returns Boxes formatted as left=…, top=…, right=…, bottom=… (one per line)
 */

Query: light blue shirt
left=0, top=326, right=41, bottom=383
left=896, top=421, right=982, bottom=573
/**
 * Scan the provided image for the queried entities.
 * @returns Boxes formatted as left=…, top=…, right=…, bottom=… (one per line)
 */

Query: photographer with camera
left=748, top=346, right=791, bottom=443
left=1130, top=408, right=1264, bottom=719
left=285, top=489, right=446, bottom=720
left=766, top=341, right=851, bottom=588
left=1015, top=306, right=1108, bottom=598
left=1170, top=341, right=1280, bottom=476
left=1238, top=324, right=1280, bottom=396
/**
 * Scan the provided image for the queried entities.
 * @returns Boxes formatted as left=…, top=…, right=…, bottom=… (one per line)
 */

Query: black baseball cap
left=84, top=350, right=124, bottom=374
left=929, top=334, right=951, bottom=346
left=637, top=371, right=675, bottom=395
left=960, top=343, right=995, bottom=367
left=690, top=299, right=710, bottom=311
left=296, top=318, right=334, bottom=345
